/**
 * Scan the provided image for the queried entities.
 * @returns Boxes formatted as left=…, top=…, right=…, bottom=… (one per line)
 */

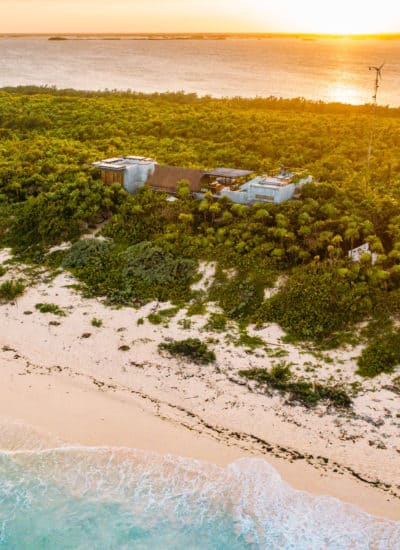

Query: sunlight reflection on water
left=327, top=83, right=364, bottom=104
left=0, top=37, right=399, bottom=105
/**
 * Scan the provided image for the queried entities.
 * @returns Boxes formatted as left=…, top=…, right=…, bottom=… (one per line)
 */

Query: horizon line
left=1, top=32, right=400, bottom=38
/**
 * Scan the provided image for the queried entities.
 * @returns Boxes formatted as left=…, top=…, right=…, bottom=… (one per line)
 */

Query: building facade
left=219, top=173, right=312, bottom=205
left=92, top=157, right=157, bottom=193
left=93, top=156, right=312, bottom=205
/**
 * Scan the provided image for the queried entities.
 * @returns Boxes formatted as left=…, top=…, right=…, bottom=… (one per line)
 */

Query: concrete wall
left=123, top=163, right=156, bottom=194
left=219, top=189, right=249, bottom=204
left=248, top=183, right=295, bottom=204
left=220, top=183, right=295, bottom=204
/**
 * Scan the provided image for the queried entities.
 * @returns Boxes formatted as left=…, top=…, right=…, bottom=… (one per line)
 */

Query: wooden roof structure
left=204, top=168, right=253, bottom=179
left=147, top=165, right=208, bottom=193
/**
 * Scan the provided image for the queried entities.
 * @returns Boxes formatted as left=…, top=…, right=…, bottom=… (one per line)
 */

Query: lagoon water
left=1, top=445, right=400, bottom=550
left=0, top=36, right=399, bottom=106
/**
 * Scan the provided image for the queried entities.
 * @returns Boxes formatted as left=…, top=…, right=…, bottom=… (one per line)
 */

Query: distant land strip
left=1, top=32, right=400, bottom=40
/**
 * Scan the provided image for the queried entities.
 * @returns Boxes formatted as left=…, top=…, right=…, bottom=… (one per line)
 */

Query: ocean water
left=0, top=37, right=399, bottom=106
left=0, top=424, right=399, bottom=550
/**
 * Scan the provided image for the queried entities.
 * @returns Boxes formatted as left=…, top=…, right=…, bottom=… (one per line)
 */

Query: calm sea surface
left=0, top=36, right=399, bottom=105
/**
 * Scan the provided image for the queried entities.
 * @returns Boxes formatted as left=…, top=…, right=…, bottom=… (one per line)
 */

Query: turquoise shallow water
left=0, top=447, right=400, bottom=550
left=1, top=445, right=399, bottom=550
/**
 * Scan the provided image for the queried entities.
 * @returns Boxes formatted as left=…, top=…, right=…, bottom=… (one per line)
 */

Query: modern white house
left=93, top=156, right=312, bottom=205
left=219, top=171, right=313, bottom=205
left=92, top=156, right=209, bottom=193
left=92, top=156, right=157, bottom=193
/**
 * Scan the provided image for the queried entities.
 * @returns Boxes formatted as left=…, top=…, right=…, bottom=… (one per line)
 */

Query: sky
left=1, top=0, right=399, bottom=35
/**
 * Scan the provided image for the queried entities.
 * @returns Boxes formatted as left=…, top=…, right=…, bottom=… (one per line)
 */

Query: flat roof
left=205, top=168, right=253, bottom=179
left=92, top=156, right=156, bottom=171
left=247, top=175, right=293, bottom=187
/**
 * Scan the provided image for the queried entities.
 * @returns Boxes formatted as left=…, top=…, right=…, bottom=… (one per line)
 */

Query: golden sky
left=1, top=0, right=399, bottom=34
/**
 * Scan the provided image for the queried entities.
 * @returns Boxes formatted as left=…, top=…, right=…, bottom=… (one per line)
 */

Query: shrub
left=205, top=313, right=228, bottom=332
left=119, top=242, right=196, bottom=303
left=148, top=307, right=179, bottom=325
left=259, top=263, right=372, bottom=343
left=236, top=331, right=266, bottom=350
left=0, top=265, right=7, bottom=277
left=148, top=313, right=163, bottom=325
left=35, top=303, right=66, bottom=316
left=239, top=363, right=352, bottom=408
left=91, top=317, right=103, bottom=328
left=159, top=338, right=216, bottom=365
left=158, top=306, right=180, bottom=318
left=186, top=299, right=207, bottom=316
left=63, top=239, right=197, bottom=306
left=6, top=179, right=122, bottom=252
left=357, top=330, right=400, bottom=377
left=45, top=249, right=68, bottom=268
left=63, top=239, right=114, bottom=270
left=208, top=270, right=265, bottom=323
left=0, top=280, right=25, bottom=302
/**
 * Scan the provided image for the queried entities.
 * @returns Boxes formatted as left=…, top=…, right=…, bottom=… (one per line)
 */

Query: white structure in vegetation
left=348, top=243, right=378, bottom=265
left=93, top=157, right=312, bottom=205
left=92, top=156, right=157, bottom=193
left=219, top=169, right=312, bottom=205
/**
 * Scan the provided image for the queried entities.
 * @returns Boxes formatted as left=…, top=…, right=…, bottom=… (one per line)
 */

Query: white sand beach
left=1, top=251, right=399, bottom=520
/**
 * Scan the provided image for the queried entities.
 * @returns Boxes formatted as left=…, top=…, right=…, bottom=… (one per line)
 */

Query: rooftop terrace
left=92, top=156, right=156, bottom=171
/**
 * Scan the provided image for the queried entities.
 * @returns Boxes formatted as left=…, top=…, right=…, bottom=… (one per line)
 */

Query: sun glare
left=327, top=84, right=364, bottom=105
left=248, top=0, right=397, bottom=35
left=308, top=7, right=379, bottom=36
left=1, top=0, right=399, bottom=34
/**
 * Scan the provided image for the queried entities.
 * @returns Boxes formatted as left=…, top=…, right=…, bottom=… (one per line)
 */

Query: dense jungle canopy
left=1, top=87, right=400, bottom=375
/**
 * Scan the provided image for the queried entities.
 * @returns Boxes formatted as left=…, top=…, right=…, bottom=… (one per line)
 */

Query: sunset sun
left=298, top=3, right=387, bottom=35
left=246, top=0, right=398, bottom=35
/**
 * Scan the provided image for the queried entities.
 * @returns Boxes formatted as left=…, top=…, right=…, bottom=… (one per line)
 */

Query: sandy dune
left=0, top=253, right=399, bottom=520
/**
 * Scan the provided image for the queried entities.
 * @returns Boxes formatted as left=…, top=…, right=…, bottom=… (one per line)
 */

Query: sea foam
left=0, top=447, right=400, bottom=550
left=0, top=423, right=399, bottom=549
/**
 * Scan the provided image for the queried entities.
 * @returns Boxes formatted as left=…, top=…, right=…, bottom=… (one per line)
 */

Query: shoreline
left=1, top=346, right=399, bottom=521
left=0, top=259, right=399, bottom=521
left=1, top=367, right=399, bottom=521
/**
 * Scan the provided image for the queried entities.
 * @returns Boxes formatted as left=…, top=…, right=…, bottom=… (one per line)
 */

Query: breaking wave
left=0, top=423, right=399, bottom=549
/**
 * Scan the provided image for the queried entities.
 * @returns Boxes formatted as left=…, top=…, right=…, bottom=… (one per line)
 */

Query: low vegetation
left=239, top=363, right=352, bottom=408
left=159, top=338, right=216, bottom=365
left=35, top=303, right=67, bottom=316
left=204, top=312, right=228, bottom=332
left=0, top=280, right=25, bottom=302
left=357, top=330, right=400, bottom=377
left=258, top=263, right=373, bottom=343
left=61, top=238, right=197, bottom=306
left=235, top=331, right=266, bottom=351
left=148, top=307, right=180, bottom=325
